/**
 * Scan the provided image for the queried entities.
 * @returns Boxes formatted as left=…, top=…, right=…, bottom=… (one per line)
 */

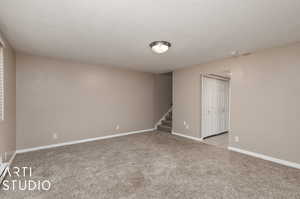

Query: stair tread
left=158, top=124, right=171, bottom=129
left=162, top=122, right=172, bottom=127
left=162, top=120, right=172, bottom=123
left=158, top=127, right=171, bottom=133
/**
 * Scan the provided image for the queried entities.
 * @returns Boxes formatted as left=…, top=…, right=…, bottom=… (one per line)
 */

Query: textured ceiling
left=0, top=0, right=300, bottom=73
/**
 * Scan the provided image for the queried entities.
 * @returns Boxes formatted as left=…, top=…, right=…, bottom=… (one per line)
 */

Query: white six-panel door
left=202, top=76, right=229, bottom=138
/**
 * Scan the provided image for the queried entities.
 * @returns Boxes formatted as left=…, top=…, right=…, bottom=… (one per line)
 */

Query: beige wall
left=153, top=73, right=172, bottom=123
left=16, top=53, right=160, bottom=150
left=173, top=42, right=300, bottom=164
left=0, top=33, right=16, bottom=162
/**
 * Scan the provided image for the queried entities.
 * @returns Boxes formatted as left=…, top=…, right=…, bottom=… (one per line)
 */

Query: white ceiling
left=0, top=0, right=300, bottom=73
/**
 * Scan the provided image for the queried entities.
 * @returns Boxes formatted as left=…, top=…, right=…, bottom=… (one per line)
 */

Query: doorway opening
left=155, top=72, right=173, bottom=133
left=201, top=73, right=230, bottom=149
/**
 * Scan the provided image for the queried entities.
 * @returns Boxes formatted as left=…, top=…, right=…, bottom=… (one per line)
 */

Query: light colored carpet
left=202, top=133, right=229, bottom=149
left=1, top=131, right=300, bottom=199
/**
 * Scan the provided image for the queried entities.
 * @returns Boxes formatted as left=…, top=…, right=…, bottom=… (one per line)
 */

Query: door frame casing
left=200, top=73, right=231, bottom=139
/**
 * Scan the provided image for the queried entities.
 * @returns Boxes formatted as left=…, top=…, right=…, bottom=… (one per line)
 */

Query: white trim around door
left=201, top=74, right=230, bottom=139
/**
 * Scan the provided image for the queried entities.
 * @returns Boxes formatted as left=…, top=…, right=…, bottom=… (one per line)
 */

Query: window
left=0, top=46, right=3, bottom=121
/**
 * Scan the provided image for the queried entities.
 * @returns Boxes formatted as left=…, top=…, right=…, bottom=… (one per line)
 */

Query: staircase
left=157, top=111, right=172, bottom=133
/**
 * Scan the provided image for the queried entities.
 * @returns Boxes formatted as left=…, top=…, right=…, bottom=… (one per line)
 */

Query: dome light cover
left=149, top=41, right=171, bottom=54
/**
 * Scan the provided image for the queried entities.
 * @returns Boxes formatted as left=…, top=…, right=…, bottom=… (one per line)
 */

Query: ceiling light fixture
left=149, top=41, right=171, bottom=54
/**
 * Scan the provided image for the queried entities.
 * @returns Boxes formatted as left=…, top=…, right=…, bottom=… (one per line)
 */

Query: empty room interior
left=1, top=1, right=300, bottom=198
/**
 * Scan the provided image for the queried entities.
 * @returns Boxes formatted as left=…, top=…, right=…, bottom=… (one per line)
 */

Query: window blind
left=0, top=47, right=3, bottom=121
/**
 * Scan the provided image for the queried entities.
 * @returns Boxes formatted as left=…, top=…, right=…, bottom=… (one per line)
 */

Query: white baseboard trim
left=228, top=147, right=300, bottom=170
left=0, top=151, right=16, bottom=184
left=172, top=131, right=203, bottom=142
left=17, top=128, right=155, bottom=154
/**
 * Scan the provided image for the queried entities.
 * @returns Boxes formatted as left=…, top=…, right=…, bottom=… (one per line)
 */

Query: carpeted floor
left=202, top=132, right=229, bottom=149
left=1, top=131, right=300, bottom=199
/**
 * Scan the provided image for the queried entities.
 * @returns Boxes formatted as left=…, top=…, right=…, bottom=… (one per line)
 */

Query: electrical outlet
left=116, top=125, right=120, bottom=130
left=183, top=121, right=186, bottom=126
left=53, top=133, right=58, bottom=140
left=234, top=136, right=239, bottom=142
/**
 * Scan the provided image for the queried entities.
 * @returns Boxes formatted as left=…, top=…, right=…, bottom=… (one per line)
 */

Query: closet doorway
left=201, top=74, right=230, bottom=148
